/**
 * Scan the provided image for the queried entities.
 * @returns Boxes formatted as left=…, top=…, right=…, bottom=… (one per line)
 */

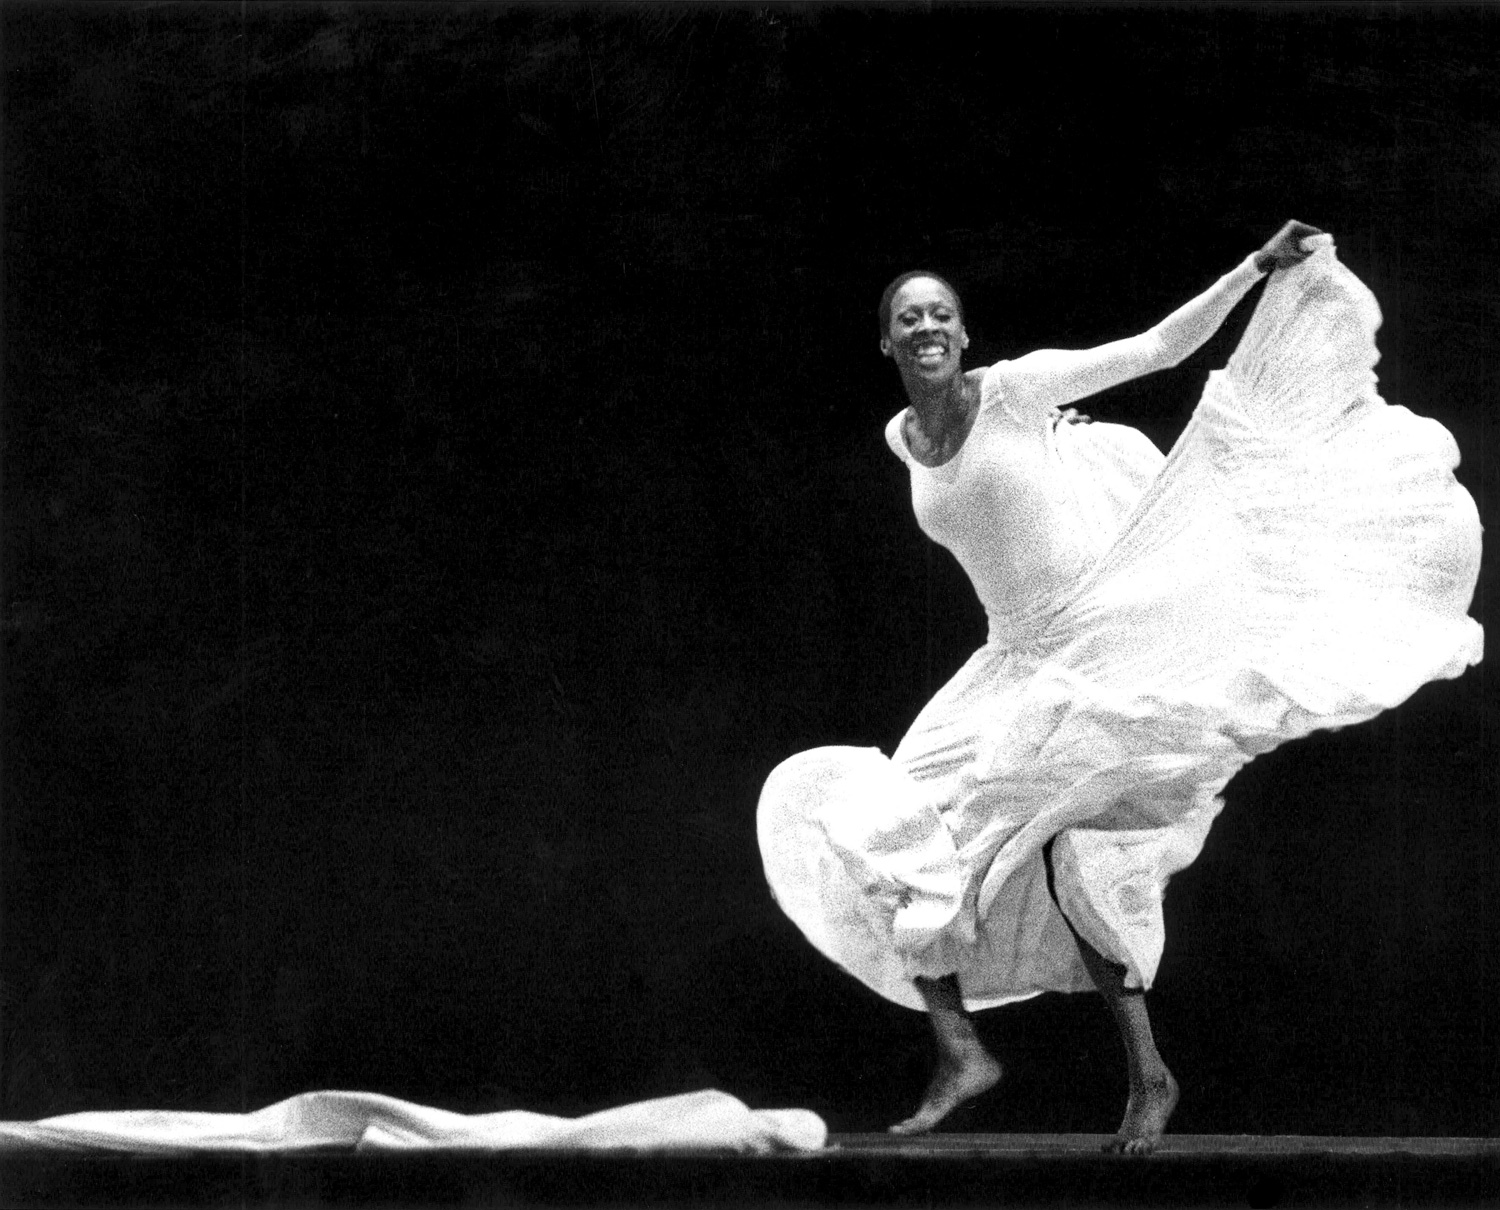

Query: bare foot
left=888, top=1044, right=1002, bottom=1135
left=1104, top=1069, right=1178, bottom=1155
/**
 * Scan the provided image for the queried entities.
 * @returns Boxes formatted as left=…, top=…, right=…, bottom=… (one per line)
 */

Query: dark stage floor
left=4, top=1134, right=1498, bottom=1209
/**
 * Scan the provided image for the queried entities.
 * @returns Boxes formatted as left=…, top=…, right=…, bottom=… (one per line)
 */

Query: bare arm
left=1004, top=222, right=1323, bottom=411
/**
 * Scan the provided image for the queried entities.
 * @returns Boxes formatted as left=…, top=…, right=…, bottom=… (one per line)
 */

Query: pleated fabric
left=758, top=239, right=1483, bottom=1011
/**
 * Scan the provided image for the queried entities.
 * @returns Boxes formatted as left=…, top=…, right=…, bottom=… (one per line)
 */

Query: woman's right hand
left=1254, top=220, right=1325, bottom=273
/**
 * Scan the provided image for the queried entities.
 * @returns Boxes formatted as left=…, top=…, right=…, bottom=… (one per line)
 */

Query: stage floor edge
left=3, top=1133, right=1498, bottom=1208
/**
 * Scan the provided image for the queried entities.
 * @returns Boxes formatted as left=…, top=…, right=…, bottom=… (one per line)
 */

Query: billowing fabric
left=758, top=241, right=1483, bottom=1012
left=0, top=1089, right=827, bottom=1155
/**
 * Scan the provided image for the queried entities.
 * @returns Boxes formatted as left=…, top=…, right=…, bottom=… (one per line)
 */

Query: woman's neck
left=906, top=370, right=976, bottom=433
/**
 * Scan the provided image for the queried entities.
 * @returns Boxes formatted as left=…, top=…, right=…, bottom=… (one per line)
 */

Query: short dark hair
left=877, top=270, right=964, bottom=339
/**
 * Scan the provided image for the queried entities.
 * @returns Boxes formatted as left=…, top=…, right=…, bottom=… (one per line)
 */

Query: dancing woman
left=757, top=223, right=1483, bottom=1153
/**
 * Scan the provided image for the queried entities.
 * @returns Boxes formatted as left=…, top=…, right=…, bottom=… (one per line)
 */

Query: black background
left=3, top=2, right=1495, bottom=1137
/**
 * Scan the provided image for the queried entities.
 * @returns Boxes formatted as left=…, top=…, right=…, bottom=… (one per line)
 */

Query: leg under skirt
left=757, top=240, right=1482, bottom=1013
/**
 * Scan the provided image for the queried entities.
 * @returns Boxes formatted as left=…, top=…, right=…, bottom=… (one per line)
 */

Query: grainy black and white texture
left=3, top=3, right=1495, bottom=1137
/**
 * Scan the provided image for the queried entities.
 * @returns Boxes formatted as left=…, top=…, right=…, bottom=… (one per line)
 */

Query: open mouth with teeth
left=912, top=341, right=948, bottom=366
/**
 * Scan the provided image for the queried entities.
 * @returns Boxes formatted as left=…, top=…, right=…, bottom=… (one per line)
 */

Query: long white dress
left=757, top=240, right=1483, bottom=1012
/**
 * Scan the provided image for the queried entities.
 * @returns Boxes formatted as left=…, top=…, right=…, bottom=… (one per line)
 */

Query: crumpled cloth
left=0, top=1088, right=827, bottom=1155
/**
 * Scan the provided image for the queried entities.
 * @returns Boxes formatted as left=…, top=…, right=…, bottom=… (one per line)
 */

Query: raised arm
left=1005, top=221, right=1322, bottom=411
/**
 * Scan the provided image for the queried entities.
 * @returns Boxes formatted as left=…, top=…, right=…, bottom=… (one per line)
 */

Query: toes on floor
left=1103, top=1137, right=1157, bottom=1156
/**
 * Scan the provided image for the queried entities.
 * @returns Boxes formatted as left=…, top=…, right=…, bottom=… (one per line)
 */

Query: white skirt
left=758, top=240, right=1484, bottom=1012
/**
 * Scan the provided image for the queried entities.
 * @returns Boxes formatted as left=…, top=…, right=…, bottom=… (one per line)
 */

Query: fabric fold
left=0, top=1089, right=828, bottom=1155
left=759, top=239, right=1482, bottom=1010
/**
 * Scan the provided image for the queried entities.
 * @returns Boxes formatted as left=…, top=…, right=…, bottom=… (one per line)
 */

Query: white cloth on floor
left=758, top=238, right=1483, bottom=1011
left=0, top=1089, right=827, bottom=1154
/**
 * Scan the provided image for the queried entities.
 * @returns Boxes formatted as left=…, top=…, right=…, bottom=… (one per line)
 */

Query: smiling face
left=880, top=275, right=969, bottom=383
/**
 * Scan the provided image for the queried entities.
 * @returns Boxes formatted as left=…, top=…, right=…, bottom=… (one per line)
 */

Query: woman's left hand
left=1255, top=220, right=1325, bottom=273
